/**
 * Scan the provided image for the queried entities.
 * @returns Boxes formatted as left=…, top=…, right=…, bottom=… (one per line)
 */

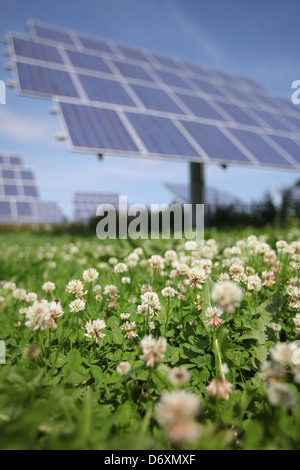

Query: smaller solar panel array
left=0, top=153, right=64, bottom=224
left=6, top=19, right=300, bottom=171
left=74, top=192, right=120, bottom=223
left=165, top=183, right=245, bottom=210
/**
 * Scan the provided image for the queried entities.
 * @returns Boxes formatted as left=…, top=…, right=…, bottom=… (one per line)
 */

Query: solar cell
left=33, top=23, right=75, bottom=46
left=181, top=122, right=251, bottom=163
left=24, top=186, right=38, bottom=197
left=126, top=113, right=199, bottom=157
left=113, top=60, right=154, bottom=82
left=2, top=170, right=15, bottom=179
left=269, top=136, right=300, bottom=165
left=59, top=102, right=139, bottom=152
left=74, top=192, right=120, bottom=222
left=0, top=201, right=11, bottom=216
left=16, top=62, right=79, bottom=98
left=252, top=109, right=292, bottom=132
left=9, top=156, right=23, bottom=166
left=216, top=102, right=260, bottom=127
left=116, top=45, right=149, bottom=63
left=130, top=84, right=185, bottom=114
left=154, top=70, right=192, bottom=90
left=21, top=170, right=34, bottom=180
left=4, top=185, right=19, bottom=196
left=230, top=129, right=292, bottom=167
left=191, top=79, right=225, bottom=97
left=176, top=94, right=225, bottom=121
left=66, top=50, right=112, bottom=74
left=78, top=74, right=135, bottom=105
left=16, top=201, right=33, bottom=216
left=77, top=35, right=114, bottom=54
left=12, top=36, right=63, bottom=64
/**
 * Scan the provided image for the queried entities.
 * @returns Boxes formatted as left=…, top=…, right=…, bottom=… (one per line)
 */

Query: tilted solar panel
left=5, top=19, right=300, bottom=171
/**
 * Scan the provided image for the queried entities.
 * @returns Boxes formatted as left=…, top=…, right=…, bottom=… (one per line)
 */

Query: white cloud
left=0, top=108, right=59, bottom=144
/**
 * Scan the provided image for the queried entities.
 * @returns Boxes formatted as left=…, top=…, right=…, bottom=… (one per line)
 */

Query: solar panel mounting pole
left=190, top=162, right=205, bottom=227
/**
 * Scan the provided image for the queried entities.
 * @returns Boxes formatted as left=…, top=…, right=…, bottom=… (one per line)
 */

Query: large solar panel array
left=165, top=183, right=245, bottom=209
left=74, top=192, right=120, bottom=223
left=5, top=19, right=300, bottom=171
left=0, top=153, right=64, bottom=224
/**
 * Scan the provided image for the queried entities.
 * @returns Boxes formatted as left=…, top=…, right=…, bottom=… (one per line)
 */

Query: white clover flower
left=270, top=342, right=297, bottom=366
left=50, top=300, right=64, bottom=319
left=188, top=267, right=207, bottom=289
left=120, top=313, right=131, bottom=320
left=276, top=240, right=288, bottom=252
left=164, top=250, right=177, bottom=262
left=149, top=255, right=164, bottom=270
left=266, top=382, right=296, bottom=408
left=205, top=307, right=224, bottom=329
left=114, top=263, right=128, bottom=274
left=185, top=241, right=197, bottom=251
left=13, top=288, right=27, bottom=301
left=42, top=281, right=56, bottom=294
left=103, top=285, right=118, bottom=296
left=116, top=361, right=131, bottom=375
left=247, top=274, right=262, bottom=293
left=140, top=335, right=167, bottom=367
left=83, top=268, right=99, bottom=282
left=121, top=276, right=131, bottom=284
left=156, top=390, right=200, bottom=425
left=25, top=300, right=52, bottom=330
left=66, top=280, right=85, bottom=297
left=161, top=287, right=176, bottom=298
left=69, top=298, right=86, bottom=313
left=84, top=319, right=106, bottom=342
left=211, top=281, right=243, bottom=313
left=26, top=292, right=37, bottom=303
left=140, top=291, right=161, bottom=312
left=168, top=367, right=191, bottom=386
left=3, top=282, right=16, bottom=291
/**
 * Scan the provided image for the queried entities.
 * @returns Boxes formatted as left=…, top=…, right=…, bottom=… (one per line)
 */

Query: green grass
left=0, top=227, right=300, bottom=450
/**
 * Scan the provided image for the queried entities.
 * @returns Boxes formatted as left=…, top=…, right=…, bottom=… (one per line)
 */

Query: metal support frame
left=190, top=162, right=205, bottom=227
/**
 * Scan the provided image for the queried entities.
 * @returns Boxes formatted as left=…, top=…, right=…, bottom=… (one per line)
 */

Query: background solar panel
left=0, top=153, right=64, bottom=224
left=165, top=182, right=245, bottom=209
left=6, top=20, right=300, bottom=171
left=74, top=192, right=120, bottom=223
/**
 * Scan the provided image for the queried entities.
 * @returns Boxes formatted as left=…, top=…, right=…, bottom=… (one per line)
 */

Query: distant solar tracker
left=5, top=19, right=300, bottom=171
left=0, top=153, right=64, bottom=225
left=74, top=192, right=120, bottom=223
left=165, top=183, right=245, bottom=209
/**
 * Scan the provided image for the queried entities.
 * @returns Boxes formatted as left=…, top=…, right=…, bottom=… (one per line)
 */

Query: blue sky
left=0, top=0, right=299, bottom=219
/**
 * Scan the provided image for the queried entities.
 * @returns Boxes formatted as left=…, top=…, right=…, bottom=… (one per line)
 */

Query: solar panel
left=5, top=20, right=300, bottom=171
left=74, top=192, right=120, bottom=223
left=36, top=201, right=65, bottom=224
left=0, top=152, right=64, bottom=225
left=165, top=182, right=245, bottom=209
